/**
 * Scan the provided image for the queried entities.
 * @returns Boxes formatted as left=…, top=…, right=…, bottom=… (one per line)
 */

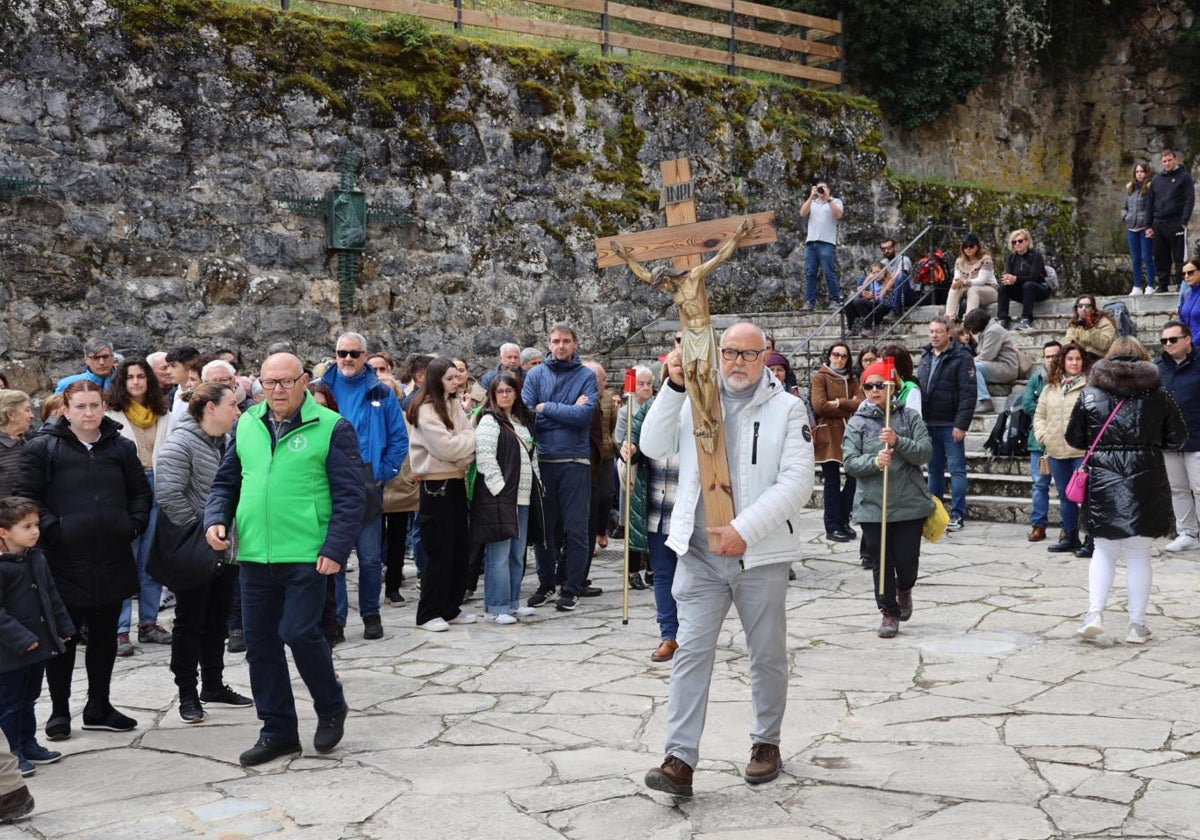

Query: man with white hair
left=203, top=359, right=251, bottom=410
left=480, top=343, right=522, bottom=390
left=147, top=351, right=173, bottom=390
left=639, top=321, right=814, bottom=796
left=520, top=347, right=543, bottom=371
left=319, top=331, right=408, bottom=641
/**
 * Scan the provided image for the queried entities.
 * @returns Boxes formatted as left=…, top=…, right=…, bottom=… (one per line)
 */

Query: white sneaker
left=449, top=611, right=476, bottom=625
left=1075, top=612, right=1104, bottom=639
left=418, top=617, right=450, bottom=632
left=1164, top=534, right=1200, bottom=552
left=1126, top=623, right=1152, bottom=644
left=1129, top=286, right=1143, bottom=296
left=514, top=606, right=537, bottom=617
left=486, top=613, right=518, bottom=625
left=1144, top=287, right=1157, bottom=296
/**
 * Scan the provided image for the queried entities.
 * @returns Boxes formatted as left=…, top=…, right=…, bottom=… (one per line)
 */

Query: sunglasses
left=1162, top=336, right=1186, bottom=345
left=862, top=382, right=889, bottom=391
left=1075, top=303, right=1094, bottom=309
left=1185, top=269, right=1198, bottom=277
left=336, top=349, right=364, bottom=359
left=1012, top=237, right=1027, bottom=245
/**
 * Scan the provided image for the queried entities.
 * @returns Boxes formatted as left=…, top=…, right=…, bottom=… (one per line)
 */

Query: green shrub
left=379, top=14, right=430, bottom=49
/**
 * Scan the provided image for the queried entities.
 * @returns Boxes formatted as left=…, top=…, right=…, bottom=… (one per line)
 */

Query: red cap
left=862, top=358, right=896, bottom=385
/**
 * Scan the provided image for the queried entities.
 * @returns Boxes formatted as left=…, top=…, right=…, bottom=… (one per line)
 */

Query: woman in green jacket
left=843, top=360, right=935, bottom=638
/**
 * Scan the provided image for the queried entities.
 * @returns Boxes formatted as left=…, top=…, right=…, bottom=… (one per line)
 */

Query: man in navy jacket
left=917, top=315, right=976, bottom=531
left=1157, top=320, right=1200, bottom=551
left=521, top=323, right=598, bottom=612
left=1149, top=148, right=1195, bottom=293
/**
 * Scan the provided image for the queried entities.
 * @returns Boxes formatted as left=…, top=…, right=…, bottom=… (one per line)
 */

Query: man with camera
left=800, top=179, right=845, bottom=311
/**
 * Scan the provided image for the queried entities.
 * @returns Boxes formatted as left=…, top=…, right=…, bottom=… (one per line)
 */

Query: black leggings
left=383, top=511, right=412, bottom=596
left=862, top=518, right=924, bottom=618
left=45, top=601, right=122, bottom=713
left=170, top=566, right=238, bottom=694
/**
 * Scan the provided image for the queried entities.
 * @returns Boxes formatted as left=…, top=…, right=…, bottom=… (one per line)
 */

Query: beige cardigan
left=1033, top=376, right=1087, bottom=459
left=407, top=400, right=476, bottom=477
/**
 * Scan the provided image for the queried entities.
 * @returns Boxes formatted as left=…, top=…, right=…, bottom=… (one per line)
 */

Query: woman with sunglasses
left=1177, top=259, right=1200, bottom=338
left=1064, top=295, right=1116, bottom=362
left=811, top=343, right=863, bottom=543
left=843, top=359, right=934, bottom=638
left=945, top=233, right=997, bottom=320
left=998, top=229, right=1051, bottom=331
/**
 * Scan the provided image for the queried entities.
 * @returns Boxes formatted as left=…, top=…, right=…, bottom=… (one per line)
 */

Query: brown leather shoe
left=645, top=755, right=693, bottom=796
left=1027, top=525, right=1046, bottom=542
left=744, top=742, right=782, bottom=784
left=0, top=785, right=33, bottom=823
left=650, top=640, right=679, bottom=662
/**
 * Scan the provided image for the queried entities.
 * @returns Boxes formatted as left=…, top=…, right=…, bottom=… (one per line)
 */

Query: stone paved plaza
left=5, top=510, right=1200, bottom=839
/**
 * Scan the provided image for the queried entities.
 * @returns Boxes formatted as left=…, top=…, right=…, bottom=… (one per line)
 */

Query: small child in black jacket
left=0, top=497, right=75, bottom=777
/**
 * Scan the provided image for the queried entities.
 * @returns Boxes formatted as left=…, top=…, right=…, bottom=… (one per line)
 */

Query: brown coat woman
left=810, top=343, right=863, bottom=541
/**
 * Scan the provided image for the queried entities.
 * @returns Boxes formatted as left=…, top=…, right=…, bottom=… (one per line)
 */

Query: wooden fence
left=304, top=0, right=842, bottom=86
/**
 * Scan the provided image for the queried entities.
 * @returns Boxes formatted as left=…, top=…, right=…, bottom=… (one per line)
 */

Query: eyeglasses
left=862, top=382, right=889, bottom=391
left=88, top=353, right=114, bottom=362
left=336, top=349, right=364, bottom=359
left=1162, top=336, right=1186, bottom=345
left=1075, top=303, right=1094, bottom=309
left=260, top=378, right=300, bottom=390
left=719, top=348, right=765, bottom=362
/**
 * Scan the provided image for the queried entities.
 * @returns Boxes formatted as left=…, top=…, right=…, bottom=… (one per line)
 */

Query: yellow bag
left=923, top=496, right=950, bottom=542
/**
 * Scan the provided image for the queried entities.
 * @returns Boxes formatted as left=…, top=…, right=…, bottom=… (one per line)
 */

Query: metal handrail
left=797, top=224, right=934, bottom=355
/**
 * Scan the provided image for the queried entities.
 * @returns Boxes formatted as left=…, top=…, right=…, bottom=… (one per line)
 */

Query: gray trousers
left=0, top=748, right=22, bottom=796
left=664, top=553, right=790, bottom=768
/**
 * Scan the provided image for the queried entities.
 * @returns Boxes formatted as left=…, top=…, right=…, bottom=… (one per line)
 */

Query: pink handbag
left=1065, top=399, right=1125, bottom=504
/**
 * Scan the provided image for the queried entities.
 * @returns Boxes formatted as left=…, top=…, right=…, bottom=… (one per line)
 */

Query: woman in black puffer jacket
left=1065, top=337, right=1186, bottom=645
left=13, top=380, right=152, bottom=740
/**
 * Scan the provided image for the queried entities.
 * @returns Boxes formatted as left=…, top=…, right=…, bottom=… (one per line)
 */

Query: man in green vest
left=205, top=353, right=366, bottom=767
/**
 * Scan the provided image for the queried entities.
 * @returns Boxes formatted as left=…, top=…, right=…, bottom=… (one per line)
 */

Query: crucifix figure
left=611, top=216, right=755, bottom=451
left=595, top=158, right=777, bottom=544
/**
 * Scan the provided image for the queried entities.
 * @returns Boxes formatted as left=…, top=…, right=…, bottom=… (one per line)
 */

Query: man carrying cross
left=638, top=321, right=814, bottom=796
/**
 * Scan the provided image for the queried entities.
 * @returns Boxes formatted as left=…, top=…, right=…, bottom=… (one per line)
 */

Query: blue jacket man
left=521, top=324, right=598, bottom=610
left=317, top=332, right=409, bottom=641
left=54, top=338, right=117, bottom=393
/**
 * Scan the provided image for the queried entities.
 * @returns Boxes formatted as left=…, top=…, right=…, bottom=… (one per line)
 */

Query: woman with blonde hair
left=1064, top=294, right=1117, bottom=361
left=945, top=233, right=997, bottom=320
left=1123, top=162, right=1155, bottom=295
left=1067, top=337, right=1185, bottom=643
left=998, top=228, right=1051, bottom=331
left=0, top=390, right=34, bottom=498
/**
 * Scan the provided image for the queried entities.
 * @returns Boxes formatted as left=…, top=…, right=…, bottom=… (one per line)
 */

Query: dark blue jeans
left=0, top=662, right=43, bottom=754
left=927, top=424, right=968, bottom=520
left=533, top=461, right=591, bottom=596
left=1048, top=455, right=1083, bottom=534
left=805, top=240, right=841, bottom=306
left=648, top=531, right=678, bottom=641
left=240, top=562, right=345, bottom=742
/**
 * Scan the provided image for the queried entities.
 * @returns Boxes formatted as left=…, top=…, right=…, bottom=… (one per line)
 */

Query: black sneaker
left=226, top=628, right=245, bottom=653
left=555, top=593, right=579, bottom=612
left=313, top=703, right=348, bottom=754
left=200, top=685, right=254, bottom=707
left=363, top=613, right=384, bottom=640
left=44, top=713, right=70, bottom=742
left=385, top=591, right=405, bottom=606
left=179, top=694, right=206, bottom=724
left=81, top=705, right=137, bottom=732
left=527, top=586, right=555, bottom=608
left=239, top=737, right=301, bottom=767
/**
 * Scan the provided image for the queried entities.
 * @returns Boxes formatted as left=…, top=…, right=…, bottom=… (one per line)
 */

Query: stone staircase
left=607, top=294, right=1182, bottom=525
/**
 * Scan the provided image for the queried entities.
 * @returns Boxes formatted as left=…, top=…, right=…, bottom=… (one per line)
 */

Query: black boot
left=1074, top=535, right=1095, bottom=558
left=1047, top=530, right=1080, bottom=553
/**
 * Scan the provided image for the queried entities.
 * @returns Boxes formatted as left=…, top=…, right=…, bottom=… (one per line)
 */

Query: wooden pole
left=877, top=380, right=893, bottom=597
left=621, top=369, right=636, bottom=626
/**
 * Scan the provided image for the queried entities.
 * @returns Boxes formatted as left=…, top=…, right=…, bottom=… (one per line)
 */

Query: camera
left=815, top=184, right=826, bottom=195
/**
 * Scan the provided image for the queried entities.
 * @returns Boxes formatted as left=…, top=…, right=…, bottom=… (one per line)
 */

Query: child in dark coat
left=0, top=497, right=75, bottom=777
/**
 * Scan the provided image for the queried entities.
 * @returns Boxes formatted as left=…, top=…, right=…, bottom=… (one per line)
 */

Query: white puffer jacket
left=639, top=371, right=815, bottom=568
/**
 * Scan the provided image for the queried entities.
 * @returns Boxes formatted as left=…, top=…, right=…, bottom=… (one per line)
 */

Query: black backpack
left=982, top=398, right=1030, bottom=472
left=1103, top=300, right=1137, bottom=338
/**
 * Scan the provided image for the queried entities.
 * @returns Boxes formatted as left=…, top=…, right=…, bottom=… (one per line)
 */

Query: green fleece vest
left=234, top=394, right=338, bottom=563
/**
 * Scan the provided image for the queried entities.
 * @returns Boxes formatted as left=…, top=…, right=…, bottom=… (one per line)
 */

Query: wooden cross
left=595, top=158, right=777, bottom=547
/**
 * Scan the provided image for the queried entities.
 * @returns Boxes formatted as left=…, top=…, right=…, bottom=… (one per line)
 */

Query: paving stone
left=1132, top=780, right=1200, bottom=840
left=889, top=802, right=1053, bottom=840
left=217, top=767, right=403, bottom=826
left=783, top=785, right=943, bottom=837
left=1104, top=747, right=1186, bottom=771
left=356, top=745, right=551, bottom=793
left=364, top=793, right=564, bottom=840
left=549, top=793, right=691, bottom=839
left=1034, top=760, right=1097, bottom=793
left=1072, top=771, right=1143, bottom=802
left=1006, top=714, right=1171, bottom=750
left=507, top=777, right=642, bottom=813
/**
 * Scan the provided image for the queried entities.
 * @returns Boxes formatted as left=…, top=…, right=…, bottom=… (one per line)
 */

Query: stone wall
left=0, top=0, right=1078, bottom=393
left=881, top=0, right=1198, bottom=288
